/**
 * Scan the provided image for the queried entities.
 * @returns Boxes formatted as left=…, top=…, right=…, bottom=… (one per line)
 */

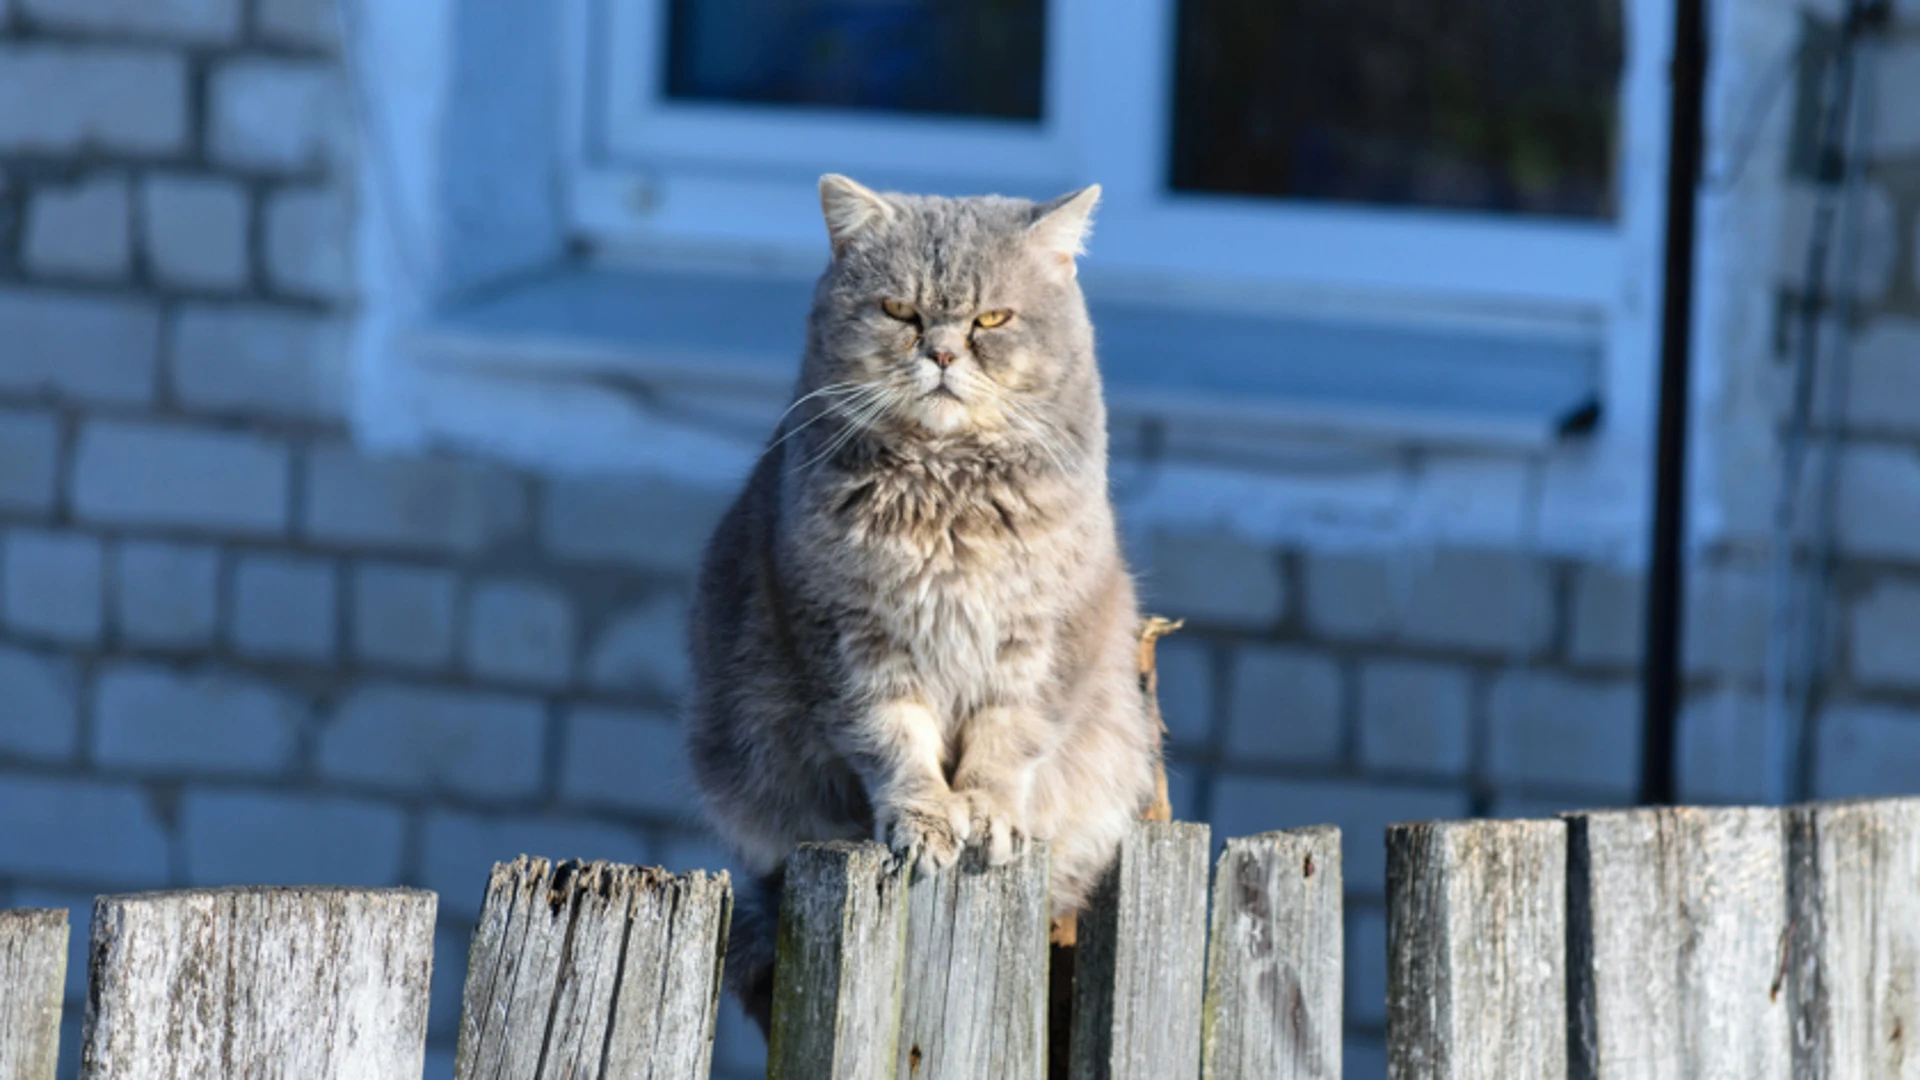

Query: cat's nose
left=929, top=350, right=956, bottom=369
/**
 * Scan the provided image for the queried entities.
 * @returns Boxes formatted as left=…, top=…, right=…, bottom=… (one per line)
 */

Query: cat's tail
left=725, top=866, right=782, bottom=1039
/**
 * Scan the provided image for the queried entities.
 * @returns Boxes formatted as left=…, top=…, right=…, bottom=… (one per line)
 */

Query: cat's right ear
left=819, top=174, right=894, bottom=256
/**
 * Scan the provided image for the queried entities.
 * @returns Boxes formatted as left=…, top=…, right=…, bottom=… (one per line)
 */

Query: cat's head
left=804, top=174, right=1101, bottom=444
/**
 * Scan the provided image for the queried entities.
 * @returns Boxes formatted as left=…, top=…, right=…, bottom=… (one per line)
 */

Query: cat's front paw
left=960, top=789, right=1023, bottom=867
left=885, top=794, right=971, bottom=880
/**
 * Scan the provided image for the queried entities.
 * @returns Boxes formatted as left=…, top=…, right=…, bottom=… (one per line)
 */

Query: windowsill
left=414, top=263, right=1604, bottom=453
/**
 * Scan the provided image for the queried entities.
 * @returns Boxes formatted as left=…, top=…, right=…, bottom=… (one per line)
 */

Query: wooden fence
left=0, top=798, right=1914, bottom=1079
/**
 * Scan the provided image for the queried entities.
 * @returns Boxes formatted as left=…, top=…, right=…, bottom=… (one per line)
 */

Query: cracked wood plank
left=1200, top=826, right=1341, bottom=1080
left=0, top=908, right=68, bottom=1080
left=454, top=857, right=732, bottom=1080
left=1071, top=821, right=1210, bottom=1080
left=1387, top=818, right=1564, bottom=1080
left=1786, top=797, right=1920, bottom=1080
left=897, top=842, right=1051, bottom=1080
left=80, top=887, right=435, bottom=1080
left=1566, top=806, right=1789, bottom=1080
left=768, top=841, right=909, bottom=1080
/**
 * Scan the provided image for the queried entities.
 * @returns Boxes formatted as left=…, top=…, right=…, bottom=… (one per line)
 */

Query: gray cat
left=686, top=175, right=1159, bottom=1029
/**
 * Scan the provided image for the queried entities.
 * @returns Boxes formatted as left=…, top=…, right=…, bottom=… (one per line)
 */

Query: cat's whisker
left=759, top=381, right=898, bottom=463
left=792, top=380, right=907, bottom=474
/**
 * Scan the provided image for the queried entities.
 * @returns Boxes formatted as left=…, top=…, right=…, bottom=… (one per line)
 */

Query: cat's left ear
left=1027, top=184, right=1101, bottom=277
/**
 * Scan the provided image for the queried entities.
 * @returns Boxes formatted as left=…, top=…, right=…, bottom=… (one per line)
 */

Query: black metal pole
left=1640, top=0, right=1709, bottom=806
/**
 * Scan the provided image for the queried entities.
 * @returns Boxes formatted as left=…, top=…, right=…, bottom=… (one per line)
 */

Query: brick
left=183, top=791, right=404, bottom=887
left=265, top=187, right=351, bottom=300
left=25, top=173, right=131, bottom=281
left=1675, top=690, right=1773, bottom=804
left=0, top=46, right=187, bottom=154
left=141, top=175, right=249, bottom=289
left=231, top=553, right=336, bottom=661
left=1814, top=704, right=1920, bottom=799
left=420, top=810, right=651, bottom=919
left=114, top=541, right=220, bottom=646
left=1840, top=320, right=1920, bottom=438
left=1142, top=529, right=1286, bottom=630
left=1851, top=578, right=1920, bottom=689
left=466, top=580, right=574, bottom=688
left=1209, top=775, right=1468, bottom=895
left=1485, top=671, right=1640, bottom=795
left=1346, top=1040, right=1388, bottom=1079
left=94, top=663, right=302, bottom=774
left=561, top=707, right=694, bottom=816
left=428, top=922, right=468, bottom=1042
left=542, top=475, right=730, bottom=575
left=0, top=407, right=58, bottom=512
left=0, top=289, right=158, bottom=404
left=210, top=59, right=341, bottom=172
left=19, top=0, right=240, bottom=41
left=73, top=420, right=289, bottom=534
left=1357, top=660, right=1471, bottom=778
left=257, top=0, right=338, bottom=48
left=170, top=306, right=348, bottom=420
left=586, top=594, right=689, bottom=697
left=319, top=681, right=547, bottom=798
left=1779, top=182, right=1897, bottom=302
left=1153, top=637, right=1215, bottom=748
left=1224, top=646, right=1343, bottom=765
left=1684, top=565, right=1783, bottom=680
left=1346, top=905, right=1388, bottom=1027
left=1569, top=564, right=1643, bottom=667
left=305, top=445, right=528, bottom=554
left=1486, top=792, right=1629, bottom=819
left=0, top=645, right=79, bottom=762
left=3, top=529, right=102, bottom=644
left=657, top=833, right=741, bottom=879
left=0, top=776, right=169, bottom=887
left=1869, top=41, right=1920, bottom=159
left=1839, top=445, right=1920, bottom=561
left=351, top=562, right=457, bottom=669
left=1305, top=548, right=1553, bottom=655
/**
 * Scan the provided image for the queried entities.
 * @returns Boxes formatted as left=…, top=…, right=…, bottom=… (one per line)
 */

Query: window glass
left=664, top=0, right=1047, bottom=120
left=1169, top=0, right=1624, bottom=219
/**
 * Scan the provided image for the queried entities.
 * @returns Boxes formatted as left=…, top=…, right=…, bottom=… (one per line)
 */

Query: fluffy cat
left=685, top=175, right=1159, bottom=1029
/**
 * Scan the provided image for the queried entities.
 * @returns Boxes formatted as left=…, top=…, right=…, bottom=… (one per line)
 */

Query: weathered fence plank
left=1070, top=821, right=1210, bottom=1080
left=454, top=857, right=732, bottom=1080
left=80, top=887, right=434, bottom=1080
left=1565, top=806, right=1789, bottom=1080
left=768, top=841, right=909, bottom=1080
left=1387, top=819, right=1564, bottom=1080
left=1200, top=826, right=1342, bottom=1080
left=897, top=842, right=1051, bottom=1080
left=1786, top=797, right=1920, bottom=1079
left=0, top=908, right=68, bottom=1080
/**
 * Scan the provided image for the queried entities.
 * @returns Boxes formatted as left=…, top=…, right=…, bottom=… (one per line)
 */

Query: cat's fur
left=686, top=175, right=1158, bottom=1028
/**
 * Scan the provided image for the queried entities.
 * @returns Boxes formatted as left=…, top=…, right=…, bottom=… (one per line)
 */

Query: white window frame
left=567, top=0, right=1672, bottom=317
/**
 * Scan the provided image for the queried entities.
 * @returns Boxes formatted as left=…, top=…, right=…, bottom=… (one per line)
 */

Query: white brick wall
left=72, top=420, right=289, bottom=534
left=0, top=46, right=187, bottom=153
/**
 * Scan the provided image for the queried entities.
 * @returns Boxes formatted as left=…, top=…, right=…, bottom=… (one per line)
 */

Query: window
left=573, top=0, right=1659, bottom=312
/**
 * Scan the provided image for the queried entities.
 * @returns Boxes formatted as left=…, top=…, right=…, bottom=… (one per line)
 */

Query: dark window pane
left=664, top=0, right=1046, bottom=120
left=1170, top=0, right=1624, bottom=219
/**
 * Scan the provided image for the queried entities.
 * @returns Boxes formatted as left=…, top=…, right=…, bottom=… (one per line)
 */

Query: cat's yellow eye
left=880, top=298, right=918, bottom=321
left=975, top=309, right=1014, bottom=329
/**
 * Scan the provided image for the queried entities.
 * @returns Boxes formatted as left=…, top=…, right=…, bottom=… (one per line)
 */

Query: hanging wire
left=1762, top=0, right=1883, bottom=802
left=1703, top=36, right=1805, bottom=193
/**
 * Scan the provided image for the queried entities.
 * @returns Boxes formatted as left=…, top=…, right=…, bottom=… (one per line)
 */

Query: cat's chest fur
left=803, top=456, right=1077, bottom=707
